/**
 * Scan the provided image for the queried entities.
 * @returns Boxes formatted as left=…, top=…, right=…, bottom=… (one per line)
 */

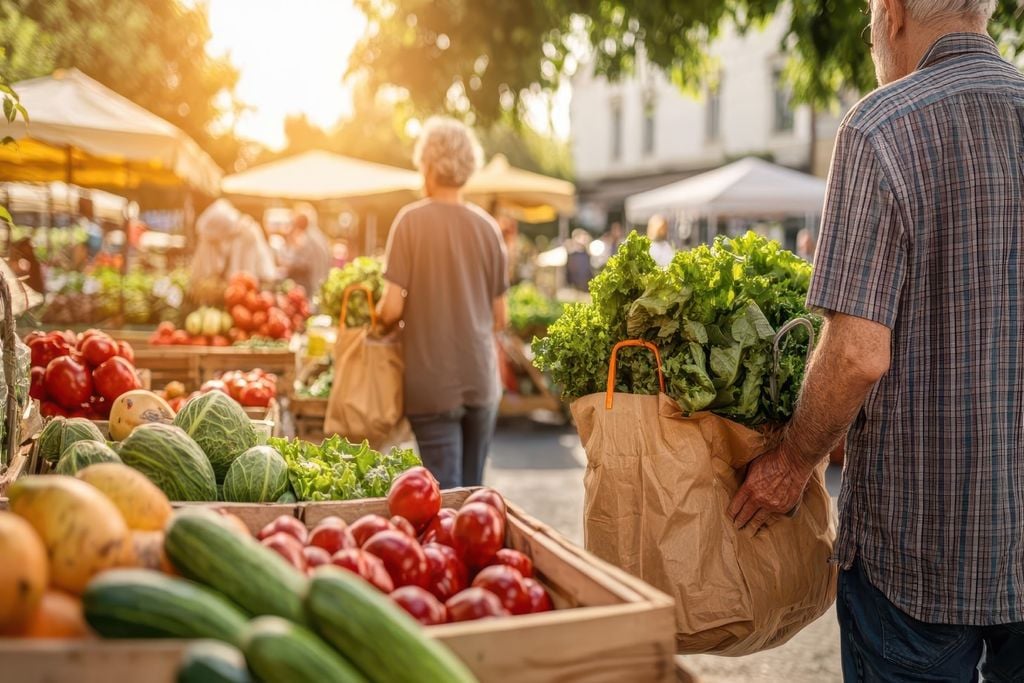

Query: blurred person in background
left=377, top=116, right=508, bottom=489
left=191, top=199, right=275, bottom=299
left=282, top=203, right=331, bottom=296
left=565, top=229, right=594, bottom=291
left=796, top=228, right=816, bottom=262
left=647, top=214, right=675, bottom=267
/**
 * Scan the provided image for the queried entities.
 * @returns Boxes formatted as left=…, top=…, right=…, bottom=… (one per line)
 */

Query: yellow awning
left=464, top=154, right=576, bottom=218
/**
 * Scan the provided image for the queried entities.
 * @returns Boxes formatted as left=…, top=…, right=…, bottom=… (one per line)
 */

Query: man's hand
left=728, top=445, right=814, bottom=533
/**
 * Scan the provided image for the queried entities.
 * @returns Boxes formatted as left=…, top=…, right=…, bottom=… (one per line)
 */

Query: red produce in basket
left=44, top=356, right=93, bottom=409
left=29, top=335, right=72, bottom=369
left=445, top=588, right=509, bottom=622
left=390, top=586, right=447, bottom=626
left=40, top=401, right=68, bottom=418
left=29, top=367, right=46, bottom=401
left=331, top=549, right=394, bottom=593
left=387, top=466, right=441, bottom=532
left=390, top=516, right=417, bottom=539
left=308, top=519, right=357, bottom=555
left=349, top=515, right=396, bottom=547
left=472, top=565, right=532, bottom=615
left=261, top=532, right=307, bottom=572
left=239, top=382, right=273, bottom=408
left=80, top=335, right=119, bottom=368
left=452, top=502, right=505, bottom=568
left=93, top=356, right=141, bottom=403
left=464, top=488, right=507, bottom=519
left=420, top=508, right=457, bottom=546
left=258, top=515, right=308, bottom=544
left=117, top=340, right=135, bottom=364
left=524, top=577, right=553, bottom=613
left=302, top=545, right=333, bottom=574
left=422, top=542, right=468, bottom=602
left=363, top=530, right=429, bottom=589
left=486, top=548, right=533, bottom=578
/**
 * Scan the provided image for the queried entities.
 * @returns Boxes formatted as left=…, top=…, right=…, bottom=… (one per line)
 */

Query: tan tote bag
left=324, top=284, right=404, bottom=449
left=572, top=339, right=837, bottom=656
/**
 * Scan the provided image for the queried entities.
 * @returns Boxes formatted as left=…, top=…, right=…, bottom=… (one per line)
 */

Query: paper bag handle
left=605, top=340, right=665, bottom=410
left=340, top=284, right=377, bottom=330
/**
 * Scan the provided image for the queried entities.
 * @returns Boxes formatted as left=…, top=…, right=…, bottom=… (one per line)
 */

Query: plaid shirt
left=808, top=33, right=1024, bottom=625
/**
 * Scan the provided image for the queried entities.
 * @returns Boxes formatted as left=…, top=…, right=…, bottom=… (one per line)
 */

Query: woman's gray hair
left=413, top=117, right=483, bottom=188
left=903, top=0, right=997, bottom=22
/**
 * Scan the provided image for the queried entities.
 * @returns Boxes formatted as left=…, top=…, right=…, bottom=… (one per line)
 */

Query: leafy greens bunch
left=508, top=282, right=565, bottom=338
left=268, top=435, right=421, bottom=501
left=533, top=231, right=817, bottom=425
left=319, top=257, right=384, bottom=328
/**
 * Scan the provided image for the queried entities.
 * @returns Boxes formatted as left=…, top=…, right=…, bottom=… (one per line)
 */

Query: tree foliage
left=349, top=0, right=1023, bottom=123
left=0, top=0, right=241, bottom=169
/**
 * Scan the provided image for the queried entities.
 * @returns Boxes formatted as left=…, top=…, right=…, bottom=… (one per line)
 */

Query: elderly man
left=728, top=0, right=1024, bottom=680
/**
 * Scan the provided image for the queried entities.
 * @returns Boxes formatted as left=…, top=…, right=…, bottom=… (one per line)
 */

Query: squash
left=0, top=511, right=48, bottom=633
left=108, top=390, right=175, bottom=441
left=77, top=462, right=172, bottom=531
left=242, top=616, right=366, bottom=683
left=8, top=476, right=129, bottom=595
left=19, top=590, right=92, bottom=638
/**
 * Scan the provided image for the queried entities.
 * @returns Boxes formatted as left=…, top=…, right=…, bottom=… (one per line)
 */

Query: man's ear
left=878, top=0, right=906, bottom=40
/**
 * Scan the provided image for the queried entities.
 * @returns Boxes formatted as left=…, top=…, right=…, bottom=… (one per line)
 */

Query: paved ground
left=483, top=417, right=844, bottom=683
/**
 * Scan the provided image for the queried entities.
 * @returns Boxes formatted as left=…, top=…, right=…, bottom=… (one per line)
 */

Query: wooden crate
left=130, top=346, right=297, bottom=395
left=289, top=395, right=328, bottom=442
left=1, top=490, right=685, bottom=683
left=0, top=441, right=34, bottom=496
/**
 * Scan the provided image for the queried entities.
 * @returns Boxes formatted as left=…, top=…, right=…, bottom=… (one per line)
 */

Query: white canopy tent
left=0, top=69, right=223, bottom=195
left=1, top=182, right=135, bottom=223
left=624, top=157, right=826, bottom=228
left=220, top=150, right=421, bottom=201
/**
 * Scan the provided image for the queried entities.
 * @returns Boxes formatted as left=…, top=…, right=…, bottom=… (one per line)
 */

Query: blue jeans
left=407, top=403, right=498, bottom=489
left=838, top=559, right=1024, bottom=682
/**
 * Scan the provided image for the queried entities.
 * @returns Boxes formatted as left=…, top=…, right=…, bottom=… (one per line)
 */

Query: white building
left=570, top=13, right=851, bottom=243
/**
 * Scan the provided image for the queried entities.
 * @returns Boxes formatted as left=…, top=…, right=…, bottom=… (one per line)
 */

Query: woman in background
left=647, top=214, right=675, bottom=268
left=377, top=117, right=508, bottom=489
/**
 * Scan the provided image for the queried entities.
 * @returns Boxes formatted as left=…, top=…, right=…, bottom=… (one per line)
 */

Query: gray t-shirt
left=384, top=199, right=509, bottom=415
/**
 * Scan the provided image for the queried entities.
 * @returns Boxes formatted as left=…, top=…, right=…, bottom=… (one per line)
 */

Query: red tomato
left=472, top=565, right=531, bottom=615
left=423, top=542, right=469, bottom=602
left=93, top=356, right=141, bottom=403
left=23, top=330, right=47, bottom=345
left=211, top=335, right=230, bottom=347
left=156, top=321, right=175, bottom=335
left=227, top=377, right=248, bottom=401
left=390, top=516, right=417, bottom=539
left=190, top=335, right=210, bottom=347
left=224, top=284, right=247, bottom=308
left=486, top=548, right=533, bottom=578
left=464, top=488, right=507, bottom=519
left=258, top=515, right=308, bottom=544
left=29, top=335, right=72, bottom=369
left=349, top=515, right=396, bottom=547
left=302, top=545, right=333, bottom=574
left=80, top=335, right=119, bottom=368
left=230, top=272, right=259, bottom=292
left=168, top=397, right=186, bottom=413
left=453, top=502, right=506, bottom=568
left=259, top=291, right=276, bottom=311
left=200, top=379, right=229, bottom=395
left=390, top=586, right=448, bottom=626
left=331, top=549, right=394, bottom=593
left=308, top=520, right=357, bottom=555
left=239, top=383, right=273, bottom=408
left=261, top=532, right=307, bottom=572
left=420, top=508, right=457, bottom=545
left=231, top=305, right=254, bottom=332
left=117, top=340, right=135, bottom=364
left=363, top=530, right=429, bottom=588
left=170, top=330, right=191, bottom=345
left=40, top=401, right=68, bottom=418
left=523, top=578, right=553, bottom=613
left=76, top=329, right=106, bottom=346
left=29, top=366, right=46, bottom=401
left=387, top=467, right=441, bottom=532
left=244, top=290, right=262, bottom=313
left=445, top=588, right=510, bottom=622
left=44, top=356, right=93, bottom=409
left=252, top=310, right=269, bottom=329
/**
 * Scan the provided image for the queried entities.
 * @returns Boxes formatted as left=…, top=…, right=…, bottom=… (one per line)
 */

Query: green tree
left=0, top=0, right=241, bottom=169
left=349, top=0, right=1023, bottom=124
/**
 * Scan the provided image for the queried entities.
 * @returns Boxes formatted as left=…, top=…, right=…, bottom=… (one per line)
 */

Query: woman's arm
left=492, top=295, right=507, bottom=333
left=377, top=282, right=406, bottom=330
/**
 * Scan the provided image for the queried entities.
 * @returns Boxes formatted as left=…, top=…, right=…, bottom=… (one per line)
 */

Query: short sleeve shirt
left=384, top=199, right=509, bottom=415
left=807, top=33, right=1024, bottom=624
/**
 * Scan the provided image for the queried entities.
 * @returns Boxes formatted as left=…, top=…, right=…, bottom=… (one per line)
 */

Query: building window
left=642, top=97, right=655, bottom=156
left=773, top=67, right=795, bottom=133
left=610, top=100, right=623, bottom=161
left=705, top=74, right=722, bottom=142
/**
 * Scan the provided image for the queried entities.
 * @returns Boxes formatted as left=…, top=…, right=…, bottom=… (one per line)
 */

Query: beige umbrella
left=465, top=154, right=576, bottom=220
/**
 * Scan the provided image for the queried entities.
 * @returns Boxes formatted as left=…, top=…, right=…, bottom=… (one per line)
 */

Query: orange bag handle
left=605, top=339, right=665, bottom=410
left=340, top=284, right=377, bottom=330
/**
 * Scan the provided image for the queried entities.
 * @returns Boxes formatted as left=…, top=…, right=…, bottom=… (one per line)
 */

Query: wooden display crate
left=129, top=345, right=297, bottom=395
left=2, top=489, right=685, bottom=683
left=289, top=395, right=328, bottom=442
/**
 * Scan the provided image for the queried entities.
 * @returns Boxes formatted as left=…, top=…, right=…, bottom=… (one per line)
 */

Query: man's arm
left=377, top=282, right=406, bottom=331
left=492, top=296, right=508, bottom=333
left=728, top=312, right=891, bottom=530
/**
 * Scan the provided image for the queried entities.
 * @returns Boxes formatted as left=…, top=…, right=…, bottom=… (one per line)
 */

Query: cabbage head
left=222, top=446, right=291, bottom=503
left=173, top=391, right=257, bottom=483
left=38, top=417, right=105, bottom=463
left=55, top=440, right=121, bottom=475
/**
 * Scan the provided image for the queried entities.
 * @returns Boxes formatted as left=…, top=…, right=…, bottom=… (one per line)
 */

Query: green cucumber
left=164, top=508, right=308, bottom=623
left=242, top=616, right=366, bottom=683
left=177, top=641, right=253, bottom=683
left=306, top=568, right=476, bottom=683
left=83, top=569, right=248, bottom=646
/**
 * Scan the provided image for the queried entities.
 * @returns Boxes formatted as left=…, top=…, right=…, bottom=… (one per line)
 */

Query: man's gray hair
left=903, top=0, right=997, bottom=22
left=413, top=117, right=483, bottom=188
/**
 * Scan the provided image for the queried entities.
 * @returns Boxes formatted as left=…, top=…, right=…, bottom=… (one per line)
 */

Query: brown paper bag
left=324, top=285, right=404, bottom=449
left=572, top=340, right=836, bottom=656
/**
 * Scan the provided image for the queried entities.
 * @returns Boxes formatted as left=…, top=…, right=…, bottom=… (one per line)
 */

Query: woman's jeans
left=838, top=559, right=1024, bottom=682
left=408, top=403, right=499, bottom=489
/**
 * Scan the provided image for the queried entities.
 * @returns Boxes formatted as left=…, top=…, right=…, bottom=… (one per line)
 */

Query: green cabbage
left=173, top=392, right=257, bottom=483
left=38, top=417, right=106, bottom=463
left=55, top=440, right=121, bottom=475
left=222, top=446, right=291, bottom=503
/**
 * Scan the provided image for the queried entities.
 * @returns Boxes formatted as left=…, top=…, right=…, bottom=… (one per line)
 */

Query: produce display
left=319, top=256, right=383, bottom=326
left=149, top=272, right=310, bottom=346
left=269, top=435, right=421, bottom=502
left=298, top=367, right=332, bottom=398
left=200, top=369, right=277, bottom=408
left=41, top=267, right=188, bottom=327
left=507, top=282, right=564, bottom=340
left=26, top=329, right=141, bottom=419
left=533, top=231, right=817, bottom=425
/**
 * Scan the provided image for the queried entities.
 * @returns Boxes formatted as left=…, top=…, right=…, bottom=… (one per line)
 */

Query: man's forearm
left=780, top=317, right=888, bottom=470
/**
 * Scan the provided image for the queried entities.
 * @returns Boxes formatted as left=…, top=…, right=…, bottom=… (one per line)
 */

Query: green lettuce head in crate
left=533, top=231, right=818, bottom=426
